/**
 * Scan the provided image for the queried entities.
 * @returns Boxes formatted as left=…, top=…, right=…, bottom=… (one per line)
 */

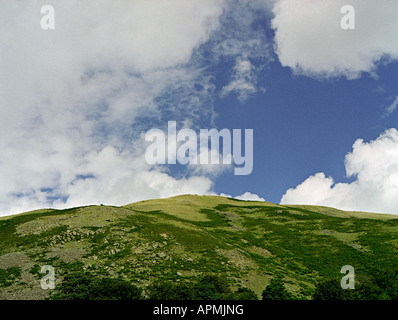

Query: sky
left=1, top=0, right=398, bottom=216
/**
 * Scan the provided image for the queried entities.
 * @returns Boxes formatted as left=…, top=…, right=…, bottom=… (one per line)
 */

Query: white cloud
left=57, top=148, right=214, bottom=209
left=235, top=192, right=265, bottom=201
left=272, top=0, right=398, bottom=78
left=221, top=58, right=265, bottom=102
left=0, top=0, right=226, bottom=216
left=216, top=192, right=265, bottom=202
left=188, top=145, right=234, bottom=177
left=281, top=129, right=398, bottom=214
left=201, top=0, right=272, bottom=101
left=383, top=95, right=398, bottom=118
left=205, top=0, right=272, bottom=62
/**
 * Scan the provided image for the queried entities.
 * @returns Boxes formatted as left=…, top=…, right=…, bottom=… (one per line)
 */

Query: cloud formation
left=235, top=192, right=265, bottom=201
left=221, top=58, right=265, bottom=102
left=383, top=95, right=398, bottom=118
left=0, top=0, right=225, bottom=216
left=281, top=129, right=398, bottom=214
left=0, top=0, right=273, bottom=217
left=218, top=192, right=265, bottom=202
left=272, top=0, right=398, bottom=78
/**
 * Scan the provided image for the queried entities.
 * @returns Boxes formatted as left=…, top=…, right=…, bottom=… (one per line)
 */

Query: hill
left=0, top=194, right=397, bottom=300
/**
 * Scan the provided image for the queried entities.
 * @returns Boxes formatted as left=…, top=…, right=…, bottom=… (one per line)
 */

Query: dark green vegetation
left=48, top=272, right=257, bottom=300
left=0, top=195, right=397, bottom=300
left=313, top=268, right=398, bottom=300
left=50, top=272, right=142, bottom=300
left=262, top=278, right=293, bottom=300
left=146, top=274, right=257, bottom=300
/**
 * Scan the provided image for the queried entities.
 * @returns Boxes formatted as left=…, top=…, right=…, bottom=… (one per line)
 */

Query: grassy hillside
left=0, top=195, right=397, bottom=300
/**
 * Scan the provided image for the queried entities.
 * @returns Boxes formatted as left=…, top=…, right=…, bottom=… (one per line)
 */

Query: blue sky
left=1, top=0, right=398, bottom=216
left=213, top=59, right=398, bottom=204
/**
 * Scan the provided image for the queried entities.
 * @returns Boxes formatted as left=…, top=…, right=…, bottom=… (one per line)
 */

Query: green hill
left=0, top=194, right=397, bottom=300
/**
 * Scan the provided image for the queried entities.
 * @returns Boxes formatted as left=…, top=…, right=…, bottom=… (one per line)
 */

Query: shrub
left=262, top=278, right=293, bottom=300
left=50, top=272, right=142, bottom=300
left=193, top=275, right=231, bottom=300
left=312, top=278, right=358, bottom=300
left=313, top=268, right=398, bottom=300
left=147, top=282, right=196, bottom=300
left=148, top=275, right=234, bottom=300
left=223, top=287, right=258, bottom=300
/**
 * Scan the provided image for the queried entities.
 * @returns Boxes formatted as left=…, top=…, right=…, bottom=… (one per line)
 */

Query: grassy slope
left=0, top=194, right=397, bottom=300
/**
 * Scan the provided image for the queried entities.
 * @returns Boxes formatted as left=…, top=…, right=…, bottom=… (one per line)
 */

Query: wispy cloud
left=221, top=58, right=265, bottom=102
left=383, top=95, right=398, bottom=118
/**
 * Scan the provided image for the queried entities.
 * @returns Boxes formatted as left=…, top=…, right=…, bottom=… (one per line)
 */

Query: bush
left=313, top=268, right=398, bottom=300
left=148, top=275, right=239, bottom=300
left=193, top=275, right=231, bottom=300
left=262, top=278, right=294, bottom=300
left=313, top=278, right=358, bottom=300
left=223, top=287, right=258, bottom=300
left=50, top=272, right=142, bottom=300
left=371, top=268, right=398, bottom=300
left=148, top=282, right=196, bottom=300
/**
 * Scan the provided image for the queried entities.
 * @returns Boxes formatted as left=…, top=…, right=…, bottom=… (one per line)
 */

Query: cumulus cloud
left=0, top=0, right=275, bottom=217
left=0, top=0, right=225, bottom=216
left=188, top=145, right=234, bottom=177
left=271, top=0, right=398, bottom=78
left=281, top=129, right=398, bottom=214
left=217, top=192, right=265, bottom=201
left=235, top=192, right=265, bottom=201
